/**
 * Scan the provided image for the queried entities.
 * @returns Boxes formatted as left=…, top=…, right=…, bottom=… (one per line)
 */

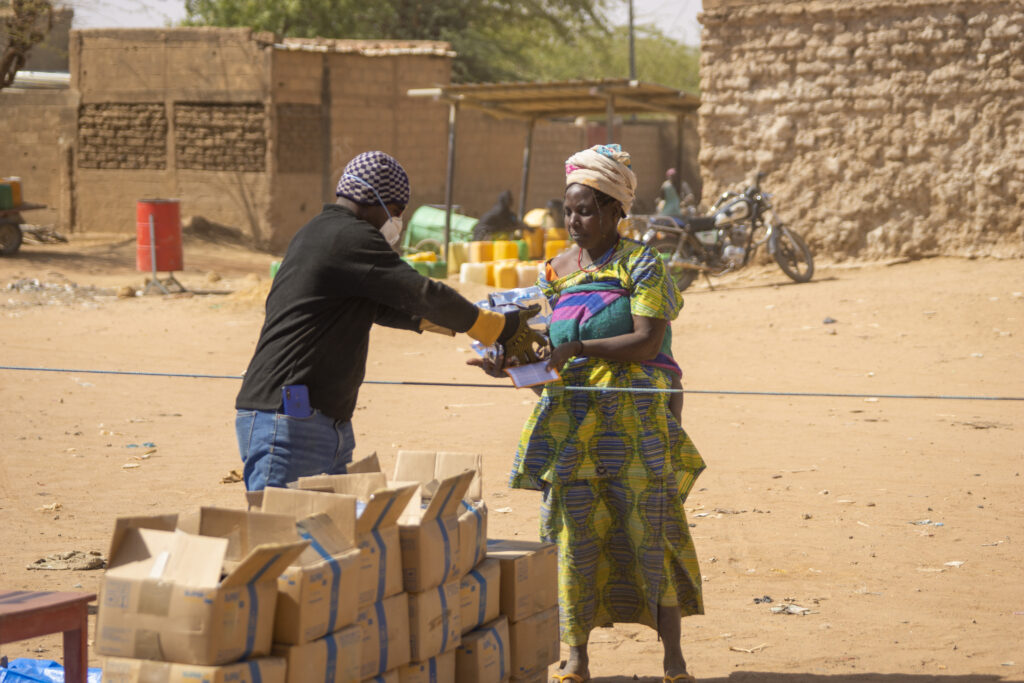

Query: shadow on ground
left=590, top=675, right=1019, bottom=683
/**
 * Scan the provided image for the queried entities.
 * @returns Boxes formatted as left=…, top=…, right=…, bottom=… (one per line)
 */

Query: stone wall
left=699, top=0, right=1024, bottom=259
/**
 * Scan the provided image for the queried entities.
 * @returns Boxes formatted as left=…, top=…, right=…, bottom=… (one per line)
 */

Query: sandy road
left=0, top=236, right=1022, bottom=681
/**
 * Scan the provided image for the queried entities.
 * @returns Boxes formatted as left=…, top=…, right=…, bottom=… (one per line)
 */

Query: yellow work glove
left=467, top=305, right=549, bottom=365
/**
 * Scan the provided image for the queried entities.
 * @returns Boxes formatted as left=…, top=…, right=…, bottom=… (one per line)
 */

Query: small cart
left=0, top=202, right=46, bottom=256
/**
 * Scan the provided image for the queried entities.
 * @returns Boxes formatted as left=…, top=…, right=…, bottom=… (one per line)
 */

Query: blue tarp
left=0, top=659, right=101, bottom=683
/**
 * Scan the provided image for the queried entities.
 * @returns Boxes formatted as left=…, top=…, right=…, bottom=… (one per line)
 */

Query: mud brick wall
left=174, top=103, right=267, bottom=172
left=699, top=0, right=1024, bottom=259
left=77, top=103, right=167, bottom=170
left=69, top=28, right=275, bottom=241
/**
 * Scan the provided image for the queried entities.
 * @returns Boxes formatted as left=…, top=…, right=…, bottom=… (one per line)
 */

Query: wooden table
left=0, top=590, right=96, bottom=683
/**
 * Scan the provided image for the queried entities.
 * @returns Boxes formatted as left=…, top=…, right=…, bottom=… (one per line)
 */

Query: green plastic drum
left=403, top=205, right=478, bottom=254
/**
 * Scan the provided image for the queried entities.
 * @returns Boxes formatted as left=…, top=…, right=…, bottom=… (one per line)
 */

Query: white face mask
left=381, top=216, right=404, bottom=250
left=342, top=172, right=404, bottom=252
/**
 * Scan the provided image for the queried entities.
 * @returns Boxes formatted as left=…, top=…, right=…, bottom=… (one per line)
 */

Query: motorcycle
left=640, top=172, right=814, bottom=291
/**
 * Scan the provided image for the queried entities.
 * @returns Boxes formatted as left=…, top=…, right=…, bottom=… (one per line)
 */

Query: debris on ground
left=221, top=470, right=243, bottom=484
left=26, top=550, right=105, bottom=570
left=771, top=603, right=812, bottom=615
left=730, top=643, right=769, bottom=653
left=3, top=277, right=115, bottom=307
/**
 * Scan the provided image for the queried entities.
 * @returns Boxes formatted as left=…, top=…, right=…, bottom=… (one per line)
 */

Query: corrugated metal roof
left=408, top=78, right=699, bottom=119
left=275, top=37, right=455, bottom=57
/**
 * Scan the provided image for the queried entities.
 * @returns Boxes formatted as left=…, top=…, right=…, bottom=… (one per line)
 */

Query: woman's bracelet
left=575, top=340, right=584, bottom=356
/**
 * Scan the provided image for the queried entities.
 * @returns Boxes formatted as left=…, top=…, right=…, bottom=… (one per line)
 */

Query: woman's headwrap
left=335, top=151, right=410, bottom=207
left=564, top=144, right=637, bottom=215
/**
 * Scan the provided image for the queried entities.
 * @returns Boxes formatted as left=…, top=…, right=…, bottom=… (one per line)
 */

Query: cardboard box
left=455, top=616, right=510, bottom=683
left=356, top=591, right=411, bottom=679
left=362, top=671, right=399, bottom=683
left=102, top=655, right=286, bottom=683
left=392, top=451, right=488, bottom=579
left=96, top=515, right=307, bottom=665
left=486, top=539, right=558, bottom=623
left=457, top=499, right=488, bottom=575
left=398, top=471, right=474, bottom=592
left=511, top=672, right=548, bottom=683
left=260, top=487, right=362, bottom=644
left=197, top=505, right=361, bottom=645
left=274, top=623, right=362, bottom=683
left=508, top=606, right=559, bottom=679
left=394, top=451, right=483, bottom=502
left=299, top=473, right=418, bottom=607
left=459, top=558, right=500, bottom=635
left=398, top=650, right=456, bottom=683
left=408, top=581, right=461, bottom=662
left=347, top=452, right=382, bottom=474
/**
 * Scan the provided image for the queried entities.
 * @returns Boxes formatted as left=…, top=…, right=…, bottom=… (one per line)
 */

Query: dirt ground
left=1, top=233, right=1022, bottom=683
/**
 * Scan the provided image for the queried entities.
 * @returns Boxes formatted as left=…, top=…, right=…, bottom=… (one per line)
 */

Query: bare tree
left=1, top=0, right=54, bottom=90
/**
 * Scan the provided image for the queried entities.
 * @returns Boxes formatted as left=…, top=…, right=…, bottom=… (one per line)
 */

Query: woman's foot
left=550, top=645, right=590, bottom=682
left=658, top=605, right=690, bottom=680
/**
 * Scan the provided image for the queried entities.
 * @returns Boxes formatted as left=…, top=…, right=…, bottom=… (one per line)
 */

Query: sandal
left=664, top=675, right=696, bottom=683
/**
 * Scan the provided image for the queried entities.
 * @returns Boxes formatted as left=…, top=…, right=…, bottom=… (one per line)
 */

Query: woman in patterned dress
left=473, top=145, right=705, bottom=682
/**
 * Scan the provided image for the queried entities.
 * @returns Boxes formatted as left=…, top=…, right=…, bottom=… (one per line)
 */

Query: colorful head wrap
left=564, top=143, right=637, bottom=215
left=335, top=151, right=410, bottom=207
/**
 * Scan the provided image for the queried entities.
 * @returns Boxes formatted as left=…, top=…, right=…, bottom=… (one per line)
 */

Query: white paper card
left=505, top=362, right=560, bottom=388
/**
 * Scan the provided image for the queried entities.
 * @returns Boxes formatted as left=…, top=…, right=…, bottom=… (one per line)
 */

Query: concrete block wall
left=70, top=28, right=275, bottom=242
left=4, top=25, right=703, bottom=252
left=0, top=89, right=77, bottom=231
left=267, top=50, right=326, bottom=250
left=700, top=0, right=1024, bottom=259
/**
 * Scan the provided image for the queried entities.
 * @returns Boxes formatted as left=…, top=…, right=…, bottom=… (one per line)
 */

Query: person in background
left=471, top=144, right=705, bottom=683
left=472, top=189, right=522, bottom=240
left=657, top=167, right=683, bottom=218
left=235, top=151, right=532, bottom=491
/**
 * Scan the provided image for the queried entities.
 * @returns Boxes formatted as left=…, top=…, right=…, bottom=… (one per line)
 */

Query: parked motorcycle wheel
left=0, top=219, right=23, bottom=256
left=650, top=237, right=699, bottom=292
left=770, top=226, right=814, bottom=283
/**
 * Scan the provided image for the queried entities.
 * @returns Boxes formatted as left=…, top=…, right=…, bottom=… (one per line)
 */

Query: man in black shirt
left=236, top=151, right=521, bottom=490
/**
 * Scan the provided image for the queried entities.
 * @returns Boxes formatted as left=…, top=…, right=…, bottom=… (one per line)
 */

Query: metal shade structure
left=407, top=78, right=701, bottom=258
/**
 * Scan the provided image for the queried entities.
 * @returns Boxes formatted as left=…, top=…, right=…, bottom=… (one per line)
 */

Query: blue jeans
left=235, top=409, right=355, bottom=491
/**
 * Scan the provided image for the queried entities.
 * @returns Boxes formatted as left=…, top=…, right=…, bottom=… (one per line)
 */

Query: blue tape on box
left=298, top=530, right=342, bottom=632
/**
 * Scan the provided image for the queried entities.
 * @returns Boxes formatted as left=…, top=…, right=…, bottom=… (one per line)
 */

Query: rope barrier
left=1, top=364, right=1021, bottom=401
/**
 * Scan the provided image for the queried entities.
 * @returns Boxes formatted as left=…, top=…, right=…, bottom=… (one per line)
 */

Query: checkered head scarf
left=335, top=151, right=410, bottom=207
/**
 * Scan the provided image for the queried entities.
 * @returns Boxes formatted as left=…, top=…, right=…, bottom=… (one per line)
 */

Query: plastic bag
left=0, top=659, right=102, bottom=683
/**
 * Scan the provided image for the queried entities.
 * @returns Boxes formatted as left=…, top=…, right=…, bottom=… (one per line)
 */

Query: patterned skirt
left=510, top=359, right=705, bottom=645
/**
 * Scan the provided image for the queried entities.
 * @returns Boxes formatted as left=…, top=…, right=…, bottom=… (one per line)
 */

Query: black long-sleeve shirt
left=236, top=204, right=479, bottom=422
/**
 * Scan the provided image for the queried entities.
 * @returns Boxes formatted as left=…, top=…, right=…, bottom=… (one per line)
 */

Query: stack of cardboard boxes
left=93, top=451, right=560, bottom=683
left=485, top=540, right=560, bottom=683
left=95, top=512, right=308, bottom=683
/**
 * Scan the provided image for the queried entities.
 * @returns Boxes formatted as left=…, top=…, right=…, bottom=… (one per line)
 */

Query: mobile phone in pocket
left=282, top=384, right=313, bottom=418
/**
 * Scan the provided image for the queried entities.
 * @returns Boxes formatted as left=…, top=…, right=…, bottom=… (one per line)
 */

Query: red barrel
left=136, top=199, right=183, bottom=272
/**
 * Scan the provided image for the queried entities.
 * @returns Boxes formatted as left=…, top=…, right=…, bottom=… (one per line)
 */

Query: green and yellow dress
left=509, top=237, right=705, bottom=645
